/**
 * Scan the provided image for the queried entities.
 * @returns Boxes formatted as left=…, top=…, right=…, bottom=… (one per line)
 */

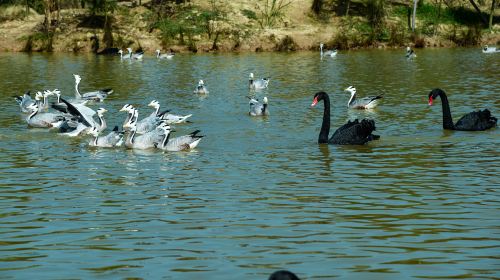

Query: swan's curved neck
left=348, top=92, right=356, bottom=107
left=123, top=112, right=132, bottom=127
left=154, top=105, right=160, bottom=116
left=42, top=95, right=48, bottom=108
left=319, top=94, right=331, bottom=144
left=28, top=109, right=38, bottom=120
left=127, top=129, right=137, bottom=145
left=161, top=131, right=171, bottom=149
left=97, top=114, right=106, bottom=130
left=75, top=80, right=82, bottom=98
left=57, top=95, right=61, bottom=103
left=93, top=135, right=99, bottom=146
left=437, top=91, right=455, bottom=129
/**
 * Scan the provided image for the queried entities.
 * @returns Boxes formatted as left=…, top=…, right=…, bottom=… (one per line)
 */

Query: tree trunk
left=56, top=0, right=60, bottom=25
left=435, top=0, right=442, bottom=35
left=26, top=0, right=29, bottom=15
left=346, top=0, right=350, bottom=16
left=489, top=0, right=496, bottom=30
left=311, top=0, right=322, bottom=14
left=407, top=6, right=411, bottom=30
left=467, top=0, right=489, bottom=25
left=43, top=0, right=54, bottom=51
left=412, top=0, right=417, bottom=32
left=44, top=0, right=52, bottom=32
left=103, top=14, right=114, bottom=49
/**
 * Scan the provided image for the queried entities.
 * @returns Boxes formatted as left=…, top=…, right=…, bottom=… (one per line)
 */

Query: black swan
left=268, top=270, right=300, bottom=280
left=311, top=91, right=380, bottom=145
left=428, top=88, right=497, bottom=131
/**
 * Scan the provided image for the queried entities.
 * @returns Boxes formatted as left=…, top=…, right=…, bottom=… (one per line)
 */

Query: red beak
left=428, top=97, right=433, bottom=106
left=311, top=97, right=318, bottom=107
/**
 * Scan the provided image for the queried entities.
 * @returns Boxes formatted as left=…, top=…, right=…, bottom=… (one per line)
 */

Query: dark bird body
left=311, top=91, right=380, bottom=145
left=428, top=88, right=497, bottom=131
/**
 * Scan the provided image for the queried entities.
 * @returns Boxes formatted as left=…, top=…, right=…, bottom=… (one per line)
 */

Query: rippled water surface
left=0, top=49, right=499, bottom=279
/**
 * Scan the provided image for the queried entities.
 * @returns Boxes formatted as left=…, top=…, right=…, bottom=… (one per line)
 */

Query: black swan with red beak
left=311, top=91, right=380, bottom=145
left=428, top=88, right=497, bottom=131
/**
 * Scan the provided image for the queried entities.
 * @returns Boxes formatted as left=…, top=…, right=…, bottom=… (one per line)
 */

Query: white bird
left=120, top=105, right=163, bottom=134
left=249, top=73, right=269, bottom=90
left=155, top=49, right=175, bottom=59
left=249, top=97, right=269, bottom=116
left=194, top=80, right=209, bottom=94
left=482, top=45, right=499, bottom=53
left=124, top=115, right=166, bottom=150
left=25, top=103, right=65, bottom=128
left=127, top=48, right=144, bottom=60
left=320, top=43, right=337, bottom=57
left=53, top=97, right=102, bottom=136
left=157, top=125, right=203, bottom=152
left=118, top=49, right=132, bottom=60
left=88, top=126, right=124, bottom=148
left=148, top=100, right=192, bottom=124
left=345, top=86, right=384, bottom=109
left=73, top=74, right=113, bottom=102
left=14, top=91, right=35, bottom=113
left=406, top=46, right=417, bottom=59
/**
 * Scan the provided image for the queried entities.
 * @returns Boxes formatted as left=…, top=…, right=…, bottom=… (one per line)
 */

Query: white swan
left=118, top=49, right=131, bottom=60
left=88, top=126, right=124, bottom=148
left=249, top=73, right=269, bottom=90
left=249, top=97, right=269, bottom=116
left=320, top=43, right=337, bottom=57
left=194, top=80, right=209, bottom=94
left=406, top=46, right=416, bottom=59
left=155, top=49, right=175, bottom=59
left=157, top=125, right=203, bottom=152
left=148, top=100, right=192, bottom=124
left=482, top=45, right=499, bottom=53
left=25, top=103, right=65, bottom=128
left=73, top=74, right=113, bottom=102
left=345, top=86, right=384, bottom=109
left=125, top=114, right=166, bottom=150
left=127, top=48, right=144, bottom=60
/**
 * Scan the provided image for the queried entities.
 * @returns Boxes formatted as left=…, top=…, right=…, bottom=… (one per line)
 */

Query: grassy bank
left=0, top=0, right=499, bottom=53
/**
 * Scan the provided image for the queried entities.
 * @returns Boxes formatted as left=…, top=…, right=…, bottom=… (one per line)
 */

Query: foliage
left=366, top=0, right=385, bottom=30
left=241, top=8, right=257, bottom=20
left=256, top=0, right=293, bottom=28
left=275, top=35, right=297, bottom=51
left=329, top=18, right=374, bottom=49
left=85, top=0, right=117, bottom=16
left=446, top=24, right=482, bottom=46
left=387, top=23, right=406, bottom=46
left=0, top=4, right=33, bottom=21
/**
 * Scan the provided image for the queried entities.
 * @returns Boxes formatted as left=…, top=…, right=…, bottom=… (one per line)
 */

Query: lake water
left=0, top=49, right=499, bottom=279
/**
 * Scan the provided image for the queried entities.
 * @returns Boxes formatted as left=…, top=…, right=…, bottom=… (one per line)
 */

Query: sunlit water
left=0, top=49, right=499, bottom=279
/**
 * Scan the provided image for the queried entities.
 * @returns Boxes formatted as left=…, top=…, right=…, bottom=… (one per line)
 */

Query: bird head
left=97, top=108, right=107, bottom=115
left=120, top=104, right=134, bottom=112
left=428, top=88, right=444, bottom=106
left=73, top=74, right=82, bottom=83
left=148, top=100, right=160, bottom=108
left=344, top=86, right=356, bottom=95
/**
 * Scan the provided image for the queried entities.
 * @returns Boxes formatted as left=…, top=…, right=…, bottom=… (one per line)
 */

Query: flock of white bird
left=14, top=73, right=202, bottom=151
left=15, top=44, right=497, bottom=149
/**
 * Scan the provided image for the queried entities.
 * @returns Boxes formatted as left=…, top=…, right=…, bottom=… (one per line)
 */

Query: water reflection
left=0, top=49, right=498, bottom=279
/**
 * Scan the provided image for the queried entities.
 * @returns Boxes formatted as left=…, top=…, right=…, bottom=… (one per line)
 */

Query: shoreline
left=1, top=3, right=499, bottom=54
